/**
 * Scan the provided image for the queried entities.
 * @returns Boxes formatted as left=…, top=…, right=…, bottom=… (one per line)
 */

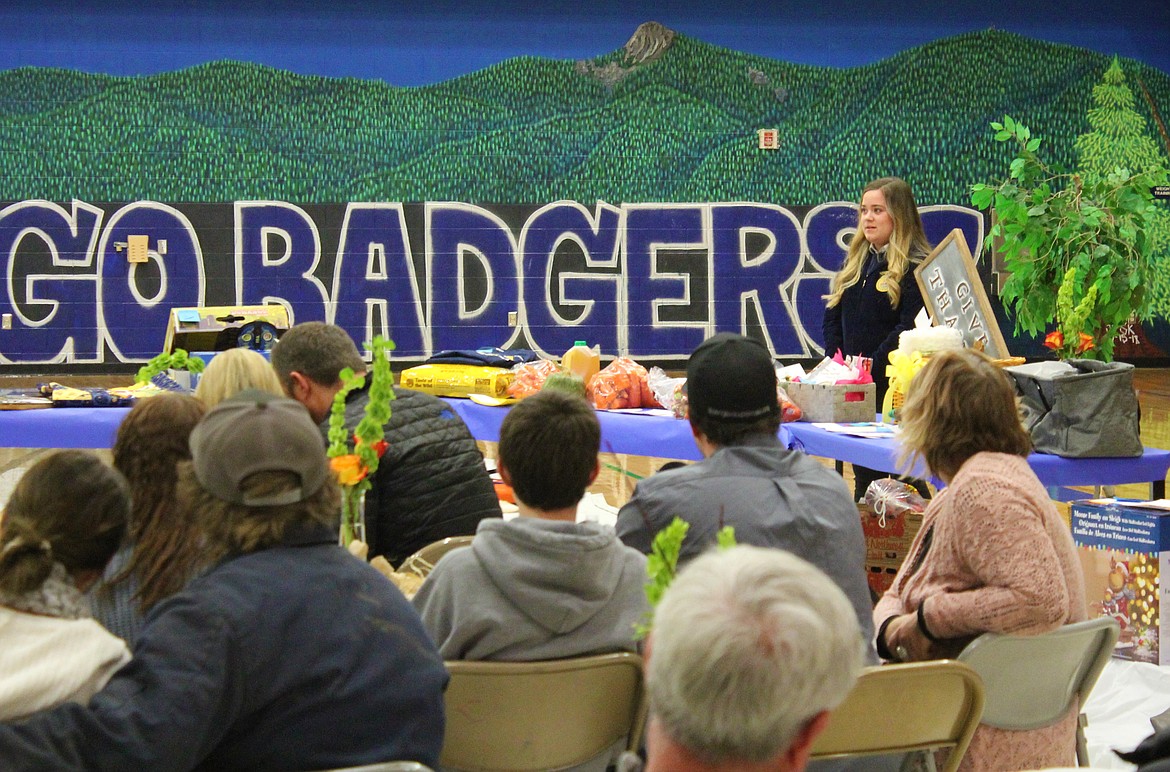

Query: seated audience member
left=194, top=347, right=284, bottom=408
left=643, top=545, right=863, bottom=772
left=0, top=450, right=130, bottom=720
left=0, top=391, right=448, bottom=770
left=874, top=349, right=1086, bottom=771
left=271, top=321, right=502, bottom=565
left=412, top=390, right=648, bottom=660
left=90, top=394, right=206, bottom=645
left=615, top=333, right=875, bottom=657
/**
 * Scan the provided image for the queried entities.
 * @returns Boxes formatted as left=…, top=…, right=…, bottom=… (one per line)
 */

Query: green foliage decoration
left=135, top=348, right=205, bottom=384
left=970, top=112, right=1164, bottom=360
left=1073, top=58, right=1170, bottom=321
left=634, top=516, right=736, bottom=639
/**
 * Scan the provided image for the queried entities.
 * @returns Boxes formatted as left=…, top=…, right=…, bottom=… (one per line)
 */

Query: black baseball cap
left=686, top=333, right=779, bottom=422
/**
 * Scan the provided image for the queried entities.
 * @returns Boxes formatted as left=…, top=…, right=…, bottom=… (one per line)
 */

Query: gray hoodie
left=411, top=517, right=648, bottom=661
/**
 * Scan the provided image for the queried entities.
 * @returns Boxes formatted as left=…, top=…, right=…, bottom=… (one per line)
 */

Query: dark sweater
left=822, top=247, right=925, bottom=404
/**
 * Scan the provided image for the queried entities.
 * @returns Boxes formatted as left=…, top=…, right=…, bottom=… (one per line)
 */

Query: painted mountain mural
left=0, top=26, right=1166, bottom=207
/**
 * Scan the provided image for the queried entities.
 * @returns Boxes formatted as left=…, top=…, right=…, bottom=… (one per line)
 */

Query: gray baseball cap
left=190, top=389, right=330, bottom=506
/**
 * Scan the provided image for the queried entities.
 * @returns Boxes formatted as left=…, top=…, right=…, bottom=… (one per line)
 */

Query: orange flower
left=1075, top=332, right=1094, bottom=354
left=1043, top=330, right=1064, bottom=350
left=330, top=454, right=368, bottom=486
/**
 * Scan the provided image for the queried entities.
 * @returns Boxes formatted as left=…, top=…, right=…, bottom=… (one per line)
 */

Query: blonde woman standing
left=823, top=176, right=930, bottom=499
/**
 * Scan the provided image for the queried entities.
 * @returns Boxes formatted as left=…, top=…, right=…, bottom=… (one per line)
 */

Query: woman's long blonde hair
left=824, top=177, right=931, bottom=309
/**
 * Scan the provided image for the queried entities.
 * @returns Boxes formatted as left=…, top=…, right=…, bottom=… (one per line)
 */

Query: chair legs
left=1076, top=712, right=1089, bottom=766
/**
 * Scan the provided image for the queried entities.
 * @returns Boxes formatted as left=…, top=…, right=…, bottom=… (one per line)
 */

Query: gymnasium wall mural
left=0, top=4, right=1167, bottom=367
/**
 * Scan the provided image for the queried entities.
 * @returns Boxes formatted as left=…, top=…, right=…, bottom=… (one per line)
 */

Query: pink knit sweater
left=874, top=452, right=1087, bottom=772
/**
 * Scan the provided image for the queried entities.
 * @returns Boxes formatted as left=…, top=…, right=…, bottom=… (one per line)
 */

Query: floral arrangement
left=326, top=336, right=396, bottom=547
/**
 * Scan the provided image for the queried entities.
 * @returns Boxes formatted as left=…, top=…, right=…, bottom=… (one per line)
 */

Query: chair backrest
left=441, top=652, right=646, bottom=772
left=956, top=617, right=1120, bottom=730
left=397, top=535, right=474, bottom=577
left=810, top=660, right=984, bottom=772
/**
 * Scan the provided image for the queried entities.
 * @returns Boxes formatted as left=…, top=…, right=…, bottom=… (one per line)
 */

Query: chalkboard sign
left=914, top=228, right=1010, bottom=358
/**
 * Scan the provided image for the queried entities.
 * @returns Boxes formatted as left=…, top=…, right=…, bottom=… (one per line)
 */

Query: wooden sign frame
left=914, top=228, right=1010, bottom=358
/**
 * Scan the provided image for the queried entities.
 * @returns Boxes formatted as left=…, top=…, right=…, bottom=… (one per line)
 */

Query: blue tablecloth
left=4, top=404, right=1166, bottom=495
left=441, top=399, right=788, bottom=461
left=0, top=402, right=719, bottom=460
left=784, top=421, right=1170, bottom=496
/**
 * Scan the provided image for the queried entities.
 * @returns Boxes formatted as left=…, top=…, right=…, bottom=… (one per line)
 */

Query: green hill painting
left=0, top=25, right=1167, bottom=206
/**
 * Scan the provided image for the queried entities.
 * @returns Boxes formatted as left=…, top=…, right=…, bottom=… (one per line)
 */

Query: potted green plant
left=971, top=116, right=1162, bottom=361
left=135, top=348, right=206, bottom=387
left=970, top=61, right=1168, bottom=361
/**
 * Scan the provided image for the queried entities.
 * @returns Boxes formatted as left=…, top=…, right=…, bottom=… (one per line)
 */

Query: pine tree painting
left=1075, top=58, right=1170, bottom=320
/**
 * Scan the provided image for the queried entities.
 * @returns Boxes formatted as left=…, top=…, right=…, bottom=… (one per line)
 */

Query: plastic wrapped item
left=777, top=385, right=802, bottom=423
left=505, top=359, right=560, bottom=399
left=399, top=364, right=512, bottom=398
left=647, top=367, right=685, bottom=413
left=863, top=478, right=927, bottom=527
left=670, top=380, right=688, bottom=419
left=588, top=357, right=662, bottom=410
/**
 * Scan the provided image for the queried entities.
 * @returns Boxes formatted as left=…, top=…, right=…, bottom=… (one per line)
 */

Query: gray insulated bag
left=1006, top=359, right=1142, bottom=458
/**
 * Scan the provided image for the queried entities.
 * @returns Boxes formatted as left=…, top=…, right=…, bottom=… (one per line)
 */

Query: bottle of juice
left=562, top=340, right=600, bottom=386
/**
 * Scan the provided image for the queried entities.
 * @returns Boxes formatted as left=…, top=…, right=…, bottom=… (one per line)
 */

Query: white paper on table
left=810, top=422, right=900, bottom=439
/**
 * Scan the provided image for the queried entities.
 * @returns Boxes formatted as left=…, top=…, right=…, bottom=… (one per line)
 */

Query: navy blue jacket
left=822, top=247, right=925, bottom=404
left=0, top=523, right=448, bottom=771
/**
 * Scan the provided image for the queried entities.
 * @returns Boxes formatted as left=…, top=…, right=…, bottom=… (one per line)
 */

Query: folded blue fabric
left=425, top=348, right=539, bottom=367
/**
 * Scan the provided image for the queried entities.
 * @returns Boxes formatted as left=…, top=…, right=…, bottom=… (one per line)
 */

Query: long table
left=0, top=401, right=717, bottom=460
left=784, top=420, right=1170, bottom=498
left=4, top=404, right=1167, bottom=497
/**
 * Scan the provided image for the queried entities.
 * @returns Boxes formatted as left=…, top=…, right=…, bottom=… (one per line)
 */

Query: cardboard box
left=1071, top=501, right=1165, bottom=665
left=786, top=381, right=876, bottom=423
left=859, top=503, right=923, bottom=596
left=162, top=305, right=290, bottom=355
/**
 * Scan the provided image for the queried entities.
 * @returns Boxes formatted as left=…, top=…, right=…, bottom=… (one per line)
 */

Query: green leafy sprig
left=634, top=517, right=736, bottom=639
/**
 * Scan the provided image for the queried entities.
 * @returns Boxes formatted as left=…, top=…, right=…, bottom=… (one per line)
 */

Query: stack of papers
left=810, top=422, right=899, bottom=440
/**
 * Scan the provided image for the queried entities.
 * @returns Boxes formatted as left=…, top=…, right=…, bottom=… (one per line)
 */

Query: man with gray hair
left=643, top=545, right=863, bottom=772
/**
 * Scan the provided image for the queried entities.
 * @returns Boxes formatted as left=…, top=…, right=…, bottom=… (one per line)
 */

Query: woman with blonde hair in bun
left=874, top=348, right=1086, bottom=771
left=194, top=347, right=283, bottom=409
left=0, top=450, right=130, bottom=720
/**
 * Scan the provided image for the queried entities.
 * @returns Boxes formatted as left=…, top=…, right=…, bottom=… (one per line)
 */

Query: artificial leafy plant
left=634, top=516, right=736, bottom=639
left=970, top=108, right=1165, bottom=360
left=135, top=348, right=205, bottom=384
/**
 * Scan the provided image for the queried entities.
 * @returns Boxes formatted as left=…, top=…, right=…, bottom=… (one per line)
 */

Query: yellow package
left=400, top=364, right=513, bottom=399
